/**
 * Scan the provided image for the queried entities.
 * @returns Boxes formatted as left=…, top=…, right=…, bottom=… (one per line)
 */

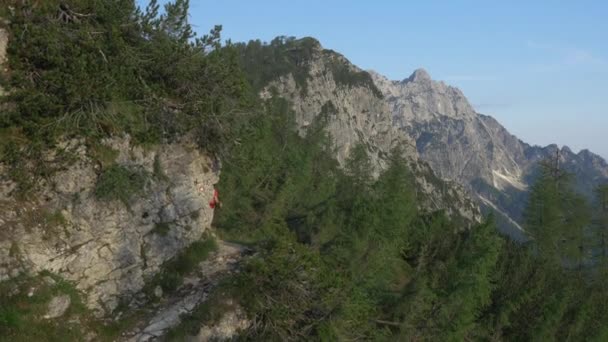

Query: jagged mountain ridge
left=249, top=37, right=608, bottom=239
left=371, top=68, right=608, bottom=238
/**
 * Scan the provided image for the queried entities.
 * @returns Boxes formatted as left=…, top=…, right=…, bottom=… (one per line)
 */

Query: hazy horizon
left=138, top=0, right=608, bottom=160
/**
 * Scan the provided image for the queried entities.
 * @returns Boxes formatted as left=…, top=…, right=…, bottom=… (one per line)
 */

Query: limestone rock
left=45, top=295, right=71, bottom=319
left=154, top=286, right=163, bottom=298
left=0, top=135, right=220, bottom=314
left=190, top=304, right=250, bottom=342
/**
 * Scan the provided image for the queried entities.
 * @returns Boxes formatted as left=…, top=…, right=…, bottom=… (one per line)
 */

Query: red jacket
left=209, top=189, right=220, bottom=209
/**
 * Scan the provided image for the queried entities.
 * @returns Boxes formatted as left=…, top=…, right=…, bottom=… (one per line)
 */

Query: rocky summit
left=370, top=68, right=608, bottom=239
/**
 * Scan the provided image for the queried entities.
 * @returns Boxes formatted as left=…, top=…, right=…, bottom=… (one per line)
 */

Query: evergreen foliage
left=1, top=0, right=248, bottom=151
left=524, top=158, right=592, bottom=265
left=235, top=36, right=383, bottom=97
left=3, top=1, right=608, bottom=340
left=94, top=164, right=147, bottom=207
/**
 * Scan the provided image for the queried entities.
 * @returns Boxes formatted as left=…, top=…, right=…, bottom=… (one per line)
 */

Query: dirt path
left=122, top=241, right=249, bottom=342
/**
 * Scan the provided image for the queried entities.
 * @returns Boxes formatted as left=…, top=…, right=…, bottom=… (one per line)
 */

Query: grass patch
left=2, top=141, right=78, bottom=199
left=107, top=101, right=162, bottom=146
left=0, top=271, right=147, bottom=342
left=0, top=128, right=27, bottom=162
left=19, top=208, right=68, bottom=240
left=144, top=238, right=218, bottom=296
left=94, top=165, right=147, bottom=207
left=0, top=272, right=87, bottom=341
left=88, top=143, right=118, bottom=169
left=1, top=142, right=39, bottom=198
left=40, top=210, right=68, bottom=240
left=43, top=210, right=67, bottom=228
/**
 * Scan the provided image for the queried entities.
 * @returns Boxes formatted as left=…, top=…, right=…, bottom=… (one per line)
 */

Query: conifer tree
left=525, top=154, right=590, bottom=265
left=594, top=184, right=608, bottom=268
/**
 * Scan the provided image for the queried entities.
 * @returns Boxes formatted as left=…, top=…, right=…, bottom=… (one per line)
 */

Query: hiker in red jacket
left=209, top=188, right=221, bottom=209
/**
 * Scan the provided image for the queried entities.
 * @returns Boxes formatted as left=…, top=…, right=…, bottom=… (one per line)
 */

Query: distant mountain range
left=371, top=68, right=608, bottom=239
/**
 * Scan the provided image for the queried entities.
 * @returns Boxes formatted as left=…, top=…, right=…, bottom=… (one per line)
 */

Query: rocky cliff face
left=371, top=70, right=526, bottom=188
left=260, top=43, right=417, bottom=170
left=371, top=70, right=608, bottom=239
left=260, top=39, right=480, bottom=223
left=0, top=136, right=219, bottom=314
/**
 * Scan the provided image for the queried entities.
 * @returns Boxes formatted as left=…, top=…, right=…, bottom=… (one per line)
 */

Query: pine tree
left=524, top=154, right=590, bottom=265
left=594, top=184, right=608, bottom=268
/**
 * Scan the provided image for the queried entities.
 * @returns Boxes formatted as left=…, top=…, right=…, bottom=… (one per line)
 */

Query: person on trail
left=209, top=188, right=221, bottom=209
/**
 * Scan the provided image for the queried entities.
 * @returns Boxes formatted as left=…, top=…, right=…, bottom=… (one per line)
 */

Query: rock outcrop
left=260, top=43, right=417, bottom=171
left=372, top=68, right=475, bottom=123
left=0, top=135, right=219, bottom=314
left=190, top=304, right=250, bottom=342
left=45, top=294, right=72, bottom=319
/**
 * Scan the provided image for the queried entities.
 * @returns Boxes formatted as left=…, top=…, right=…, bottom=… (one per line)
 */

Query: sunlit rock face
left=371, top=69, right=608, bottom=239
left=262, top=39, right=481, bottom=224
left=0, top=136, right=219, bottom=314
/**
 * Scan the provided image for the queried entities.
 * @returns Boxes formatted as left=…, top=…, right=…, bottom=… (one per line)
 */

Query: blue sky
left=139, top=0, right=608, bottom=159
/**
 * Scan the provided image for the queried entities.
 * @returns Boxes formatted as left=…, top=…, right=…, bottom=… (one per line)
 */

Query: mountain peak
left=406, top=68, right=432, bottom=83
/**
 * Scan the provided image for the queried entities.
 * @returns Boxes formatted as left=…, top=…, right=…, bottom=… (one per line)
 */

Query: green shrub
left=39, top=209, right=69, bottom=240
left=8, top=242, right=19, bottom=258
left=235, top=36, right=319, bottom=94
left=173, top=239, right=218, bottom=274
left=0, top=128, right=27, bottom=162
left=94, top=165, right=147, bottom=206
left=235, top=36, right=383, bottom=99
left=88, top=143, right=118, bottom=169
left=325, top=56, right=383, bottom=98
left=145, top=238, right=218, bottom=296
left=0, top=272, right=87, bottom=341
left=43, top=210, right=67, bottom=228
left=2, top=0, right=247, bottom=158
left=165, top=286, right=237, bottom=340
